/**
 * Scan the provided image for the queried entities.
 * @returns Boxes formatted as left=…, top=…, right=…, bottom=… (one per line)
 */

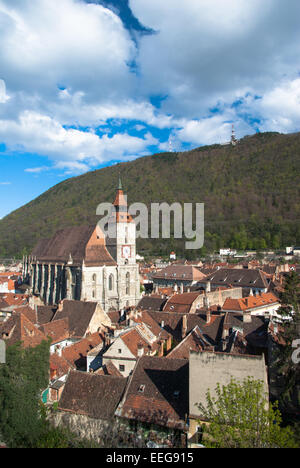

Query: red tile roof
left=163, top=292, right=202, bottom=313
left=62, top=332, right=104, bottom=369
left=223, top=292, right=279, bottom=312
left=41, top=318, right=70, bottom=344
left=0, top=312, right=47, bottom=348
left=116, top=356, right=188, bottom=430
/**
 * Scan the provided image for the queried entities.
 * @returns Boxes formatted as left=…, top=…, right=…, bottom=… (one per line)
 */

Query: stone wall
left=49, top=410, right=117, bottom=445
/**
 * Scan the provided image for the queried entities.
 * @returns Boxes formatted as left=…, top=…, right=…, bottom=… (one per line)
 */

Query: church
left=23, top=180, right=141, bottom=312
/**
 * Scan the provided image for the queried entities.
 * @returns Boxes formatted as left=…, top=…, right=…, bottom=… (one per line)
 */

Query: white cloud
left=257, top=78, right=300, bottom=132
left=130, top=0, right=300, bottom=118
left=0, top=79, right=9, bottom=103
left=0, top=0, right=300, bottom=173
left=24, top=166, right=50, bottom=173
left=176, top=114, right=253, bottom=146
left=0, top=0, right=135, bottom=95
left=0, top=111, right=158, bottom=171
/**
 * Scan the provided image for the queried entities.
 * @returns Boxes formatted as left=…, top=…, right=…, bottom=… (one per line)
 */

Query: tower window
left=126, top=272, right=130, bottom=295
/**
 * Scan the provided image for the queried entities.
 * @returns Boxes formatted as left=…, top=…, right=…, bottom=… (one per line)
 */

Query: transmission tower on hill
left=231, top=124, right=238, bottom=146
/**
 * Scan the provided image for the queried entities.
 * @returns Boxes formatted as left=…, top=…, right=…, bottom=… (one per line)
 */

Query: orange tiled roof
left=223, top=292, right=279, bottom=312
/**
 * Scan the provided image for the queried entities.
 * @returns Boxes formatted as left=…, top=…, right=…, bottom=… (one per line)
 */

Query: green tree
left=274, top=272, right=300, bottom=413
left=197, top=377, right=297, bottom=448
left=0, top=340, right=50, bottom=448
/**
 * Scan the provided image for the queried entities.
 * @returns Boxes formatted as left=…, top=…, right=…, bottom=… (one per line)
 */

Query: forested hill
left=0, top=131, right=299, bottom=258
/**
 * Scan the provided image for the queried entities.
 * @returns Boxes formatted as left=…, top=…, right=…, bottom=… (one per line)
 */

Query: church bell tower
left=106, top=177, right=136, bottom=265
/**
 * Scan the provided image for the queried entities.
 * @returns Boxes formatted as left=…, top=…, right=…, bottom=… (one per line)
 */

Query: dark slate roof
left=116, top=356, right=188, bottom=430
left=200, top=268, right=269, bottom=290
left=51, top=300, right=97, bottom=338
left=58, top=371, right=127, bottom=420
left=166, top=326, right=214, bottom=359
left=147, top=310, right=224, bottom=346
left=136, top=295, right=167, bottom=311
left=224, top=313, right=268, bottom=349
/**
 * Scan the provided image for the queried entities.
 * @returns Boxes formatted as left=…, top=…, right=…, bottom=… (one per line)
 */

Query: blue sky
left=1, top=0, right=300, bottom=219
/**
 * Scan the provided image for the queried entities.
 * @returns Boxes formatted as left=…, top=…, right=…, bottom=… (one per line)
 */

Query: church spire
left=118, top=174, right=123, bottom=191
left=111, top=176, right=133, bottom=222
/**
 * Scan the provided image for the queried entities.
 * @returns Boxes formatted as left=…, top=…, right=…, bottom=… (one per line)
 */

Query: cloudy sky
left=1, top=0, right=300, bottom=218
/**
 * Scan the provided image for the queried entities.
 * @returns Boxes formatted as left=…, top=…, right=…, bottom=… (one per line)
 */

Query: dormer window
left=138, top=385, right=145, bottom=393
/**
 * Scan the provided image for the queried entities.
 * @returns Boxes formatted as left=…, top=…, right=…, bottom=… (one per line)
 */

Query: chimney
left=243, top=312, right=252, bottom=323
left=173, top=283, right=178, bottom=293
left=206, top=308, right=211, bottom=324
left=158, top=340, right=164, bottom=357
left=137, top=343, right=144, bottom=357
left=58, top=300, right=64, bottom=312
left=182, top=315, right=187, bottom=339
left=205, top=281, right=211, bottom=293
left=180, top=283, right=184, bottom=294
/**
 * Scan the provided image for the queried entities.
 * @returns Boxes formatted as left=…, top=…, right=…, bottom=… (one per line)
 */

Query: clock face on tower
left=122, top=245, right=131, bottom=259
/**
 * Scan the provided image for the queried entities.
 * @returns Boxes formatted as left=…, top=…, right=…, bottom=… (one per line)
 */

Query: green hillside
left=0, top=131, right=299, bottom=258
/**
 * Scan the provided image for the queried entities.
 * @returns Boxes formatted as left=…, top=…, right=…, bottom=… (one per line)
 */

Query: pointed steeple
left=118, top=174, right=123, bottom=191
left=111, top=176, right=133, bottom=222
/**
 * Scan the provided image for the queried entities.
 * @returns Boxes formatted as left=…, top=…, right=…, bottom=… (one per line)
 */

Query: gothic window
left=126, top=272, right=130, bottom=295
left=92, top=274, right=96, bottom=299
left=109, top=274, right=114, bottom=291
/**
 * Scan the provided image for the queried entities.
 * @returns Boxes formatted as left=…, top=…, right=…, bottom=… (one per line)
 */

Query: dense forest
left=0, top=131, right=299, bottom=258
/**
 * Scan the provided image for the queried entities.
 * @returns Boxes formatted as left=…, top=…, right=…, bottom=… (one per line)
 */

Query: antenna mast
left=231, top=124, right=238, bottom=146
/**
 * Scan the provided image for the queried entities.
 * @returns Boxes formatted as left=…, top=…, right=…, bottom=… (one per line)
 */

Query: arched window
left=92, top=274, right=96, bottom=299
left=109, top=274, right=114, bottom=291
left=126, top=272, right=130, bottom=295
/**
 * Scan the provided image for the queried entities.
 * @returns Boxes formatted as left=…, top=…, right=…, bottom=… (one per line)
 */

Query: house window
left=119, top=364, right=125, bottom=372
left=196, top=425, right=203, bottom=445
left=118, top=349, right=122, bottom=354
